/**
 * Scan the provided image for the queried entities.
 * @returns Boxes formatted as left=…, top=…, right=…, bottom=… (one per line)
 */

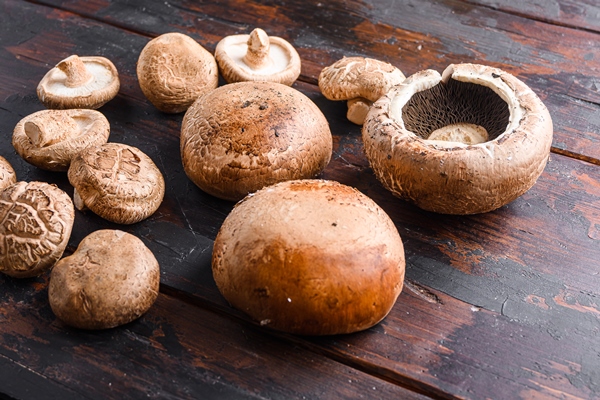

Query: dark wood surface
left=1, top=0, right=599, bottom=399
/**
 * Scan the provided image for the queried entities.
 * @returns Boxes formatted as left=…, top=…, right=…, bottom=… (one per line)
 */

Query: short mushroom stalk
left=24, top=113, right=79, bottom=148
left=57, top=55, right=94, bottom=88
left=243, top=28, right=273, bottom=70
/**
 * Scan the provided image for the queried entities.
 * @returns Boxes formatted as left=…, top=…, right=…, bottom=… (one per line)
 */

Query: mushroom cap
left=318, top=56, right=406, bottom=102
left=136, top=32, right=219, bottom=113
left=0, top=157, right=17, bottom=190
left=181, top=81, right=332, bottom=201
left=13, top=109, right=110, bottom=171
left=48, top=229, right=160, bottom=330
left=68, top=142, right=165, bottom=224
left=362, top=63, right=554, bottom=215
left=212, top=179, right=406, bottom=336
left=215, top=28, right=301, bottom=86
left=0, top=181, right=74, bottom=278
left=37, top=55, right=120, bottom=109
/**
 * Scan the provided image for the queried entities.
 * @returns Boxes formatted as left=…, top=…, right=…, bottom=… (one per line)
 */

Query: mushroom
left=0, top=181, right=74, bottom=278
left=68, top=142, right=165, bottom=224
left=362, top=63, right=554, bottom=215
left=318, top=56, right=405, bottom=125
left=48, top=229, right=160, bottom=330
left=136, top=32, right=219, bottom=113
left=212, top=179, right=406, bottom=336
left=0, top=157, right=17, bottom=190
left=12, top=109, right=110, bottom=171
left=181, top=81, right=332, bottom=201
left=37, top=55, right=120, bottom=109
left=214, top=28, right=301, bottom=86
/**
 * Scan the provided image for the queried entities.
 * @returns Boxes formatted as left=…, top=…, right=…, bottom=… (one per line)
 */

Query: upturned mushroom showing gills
left=0, top=181, right=74, bottom=278
left=37, top=55, right=120, bottom=109
left=319, top=56, right=405, bottom=125
left=0, top=157, right=16, bottom=190
left=49, top=229, right=160, bottom=330
left=136, top=32, right=219, bottom=113
left=362, top=63, right=553, bottom=215
left=212, top=179, right=406, bottom=336
left=215, top=28, right=301, bottom=86
left=13, top=109, right=110, bottom=171
left=181, top=81, right=332, bottom=201
left=68, top=143, right=165, bottom=224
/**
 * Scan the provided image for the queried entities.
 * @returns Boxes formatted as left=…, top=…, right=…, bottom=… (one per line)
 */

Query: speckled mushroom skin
left=181, top=81, right=333, bottom=201
left=212, top=179, right=406, bottom=336
left=48, top=229, right=160, bottom=330
left=68, top=143, right=165, bottom=224
left=137, top=32, right=218, bottom=113
left=362, top=63, right=553, bottom=215
left=0, top=181, right=74, bottom=278
left=13, top=109, right=110, bottom=171
left=0, top=157, right=17, bottom=190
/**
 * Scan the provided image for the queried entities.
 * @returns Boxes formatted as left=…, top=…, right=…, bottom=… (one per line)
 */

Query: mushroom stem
left=243, top=28, right=272, bottom=70
left=57, top=55, right=94, bottom=88
left=426, top=123, right=489, bottom=145
left=24, top=114, right=79, bottom=147
left=346, top=98, right=372, bottom=125
left=73, top=188, right=87, bottom=211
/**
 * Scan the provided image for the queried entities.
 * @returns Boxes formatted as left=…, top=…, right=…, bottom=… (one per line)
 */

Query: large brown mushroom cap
left=0, top=181, right=74, bottom=278
left=318, top=56, right=405, bottom=125
left=136, top=32, right=219, bottom=113
left=212, top=179, right=405, bottom=336
left=48, top=229, right=160, bottom=330
left=68, top=143, right=165, bottom=224
left=181, top=81, right=332, bottom=201
left=13, top=109, right=110, bottom=171
left=0, top=157, right=17, bottom=190
left=362, top=63, right=554, bottom=214
left=37, top=55, right=120, bottom=109
left=215, top=28, right=301, bottom=86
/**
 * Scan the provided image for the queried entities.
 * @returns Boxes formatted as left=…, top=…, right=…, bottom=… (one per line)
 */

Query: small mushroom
left=137, top=32, right=219, bottom=113
left=68, top=143, right=165, bottom=224
left=181, top=81, right=332, bottom=201
left=37, top=55, right=120, bottom=109
left=212, top=179, right=406, bottom=336
left=362, top=63, right=554, bottom=214
left=48, top=229, right=160, bottom=330
left=318, top=56, right=406, bottom=125
left=12, top=109, right=110, bottom=171
left=0, top=181, right=74, bottom=278
left=215, top=28, right=301, bottom=86
left=0, top=157, right=17, bottom=190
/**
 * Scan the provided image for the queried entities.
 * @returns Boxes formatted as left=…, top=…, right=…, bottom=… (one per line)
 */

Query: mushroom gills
left=400, top=78, right=510, bottom=144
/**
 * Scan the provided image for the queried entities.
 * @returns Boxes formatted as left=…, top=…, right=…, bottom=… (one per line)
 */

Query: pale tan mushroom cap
left=137, top=32, right=219, bottom=113
left=212, top=179, right=405, bottom=336
left=37, top=55, right=120, bottom=109
left=181, top=81, right=332, bottom=201
left=215, top=28, right=301, bottom=86
left=0, top=181, right=74, bottom=278
left=68, top=143, right=165, bottom=224
left=0, top=157, right=17, bottom=190
left=362, top=63, right=554, bottom=214
left=318, top=56, right=406, bottom=102
left=13, top=109, right=110, bottom=171
left=48, top=229, right=160, bottom=330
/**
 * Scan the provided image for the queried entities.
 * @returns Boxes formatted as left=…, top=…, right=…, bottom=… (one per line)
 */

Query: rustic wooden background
left=0, top=0, right=599, bottom=399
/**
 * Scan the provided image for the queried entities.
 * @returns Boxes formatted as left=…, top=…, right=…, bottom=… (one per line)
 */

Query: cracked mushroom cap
left=318, top=56, right=405, bottom=124
left=181, top=81, right=332, bottom=201
left=137, top=32, right=219, bottom=113
left=12, top=109, right=110, bottom=171
left=68, top=143, right=165, bottom=224
left=48, top=229, right=160, bottom=330
left=215, top=28, right=301, bottom=86
left=362, top=63, right=553, bottom=215
left=0, top=181, right=74, bottom=278
left=0, top=157, right=17, bottom=190
left=37, top=55, right=120, bottom=109
left=212, top=179, right=406, bottom=336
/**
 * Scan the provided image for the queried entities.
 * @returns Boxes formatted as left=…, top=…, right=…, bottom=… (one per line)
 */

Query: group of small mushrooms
left=0, top=25, right=552, bottom=336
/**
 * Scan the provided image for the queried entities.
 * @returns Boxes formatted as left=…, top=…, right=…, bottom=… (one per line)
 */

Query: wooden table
left=1, top=1, right=599, bottom=399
